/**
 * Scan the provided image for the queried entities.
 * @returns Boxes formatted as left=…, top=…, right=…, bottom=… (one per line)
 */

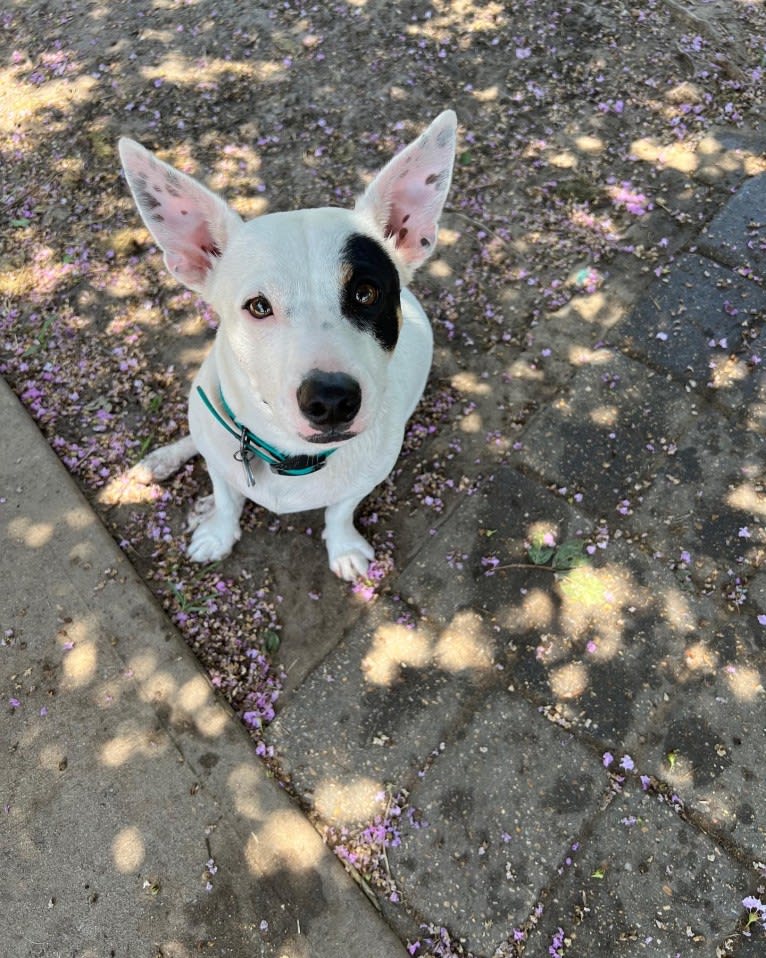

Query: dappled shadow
left=3, top=0, right=766, bottom=954
left=263, top=452, right=766, bottom=951
left=332, top=455, right=765, bottom=751
left=0, top=382, right=400, bottom=955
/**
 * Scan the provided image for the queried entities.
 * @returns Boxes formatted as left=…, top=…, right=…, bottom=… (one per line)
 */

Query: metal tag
left=234, top=427, right=256, bottom=487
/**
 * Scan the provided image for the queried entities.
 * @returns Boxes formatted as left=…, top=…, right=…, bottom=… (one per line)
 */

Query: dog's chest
left=194, top=420, right=395, bottom=516
left=242, top=457, right=356, bottom=514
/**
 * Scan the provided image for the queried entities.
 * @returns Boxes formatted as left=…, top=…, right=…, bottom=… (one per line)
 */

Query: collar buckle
left=271, top=454, right=329, bottom=477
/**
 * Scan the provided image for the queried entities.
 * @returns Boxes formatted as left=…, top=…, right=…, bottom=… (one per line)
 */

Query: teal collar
left=196, top=385, right=336, bottom=486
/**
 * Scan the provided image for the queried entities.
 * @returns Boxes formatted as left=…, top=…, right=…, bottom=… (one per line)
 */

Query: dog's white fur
left=118, top=111, right=456, bottom=580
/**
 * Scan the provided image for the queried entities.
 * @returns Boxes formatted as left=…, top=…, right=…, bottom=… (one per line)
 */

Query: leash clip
left=234, top=426, right=256, bottom=487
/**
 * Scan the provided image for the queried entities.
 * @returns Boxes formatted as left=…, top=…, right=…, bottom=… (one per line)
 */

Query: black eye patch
left=340, top=234, right=401, bottom=351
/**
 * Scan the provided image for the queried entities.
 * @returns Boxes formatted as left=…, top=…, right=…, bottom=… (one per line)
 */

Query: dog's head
left=118, top=111, right=456, bottom=449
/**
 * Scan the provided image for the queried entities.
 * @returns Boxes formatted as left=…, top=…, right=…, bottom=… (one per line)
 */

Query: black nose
left=297, top=371, right=362, bottom=431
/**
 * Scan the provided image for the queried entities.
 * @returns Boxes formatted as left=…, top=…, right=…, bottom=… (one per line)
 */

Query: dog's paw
left=187, top=514, right=241, bottom=563
left=127, top=436, right=197, bottom=484
left=325, top=532, right=375, bottom=581
left=128, top=448, right=181, bottom=484
left=331, top=549, right=373, bottom=581
left=125, top=457, right=162, bottom=485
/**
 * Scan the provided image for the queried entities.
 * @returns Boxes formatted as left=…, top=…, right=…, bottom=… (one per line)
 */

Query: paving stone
left=747, top=571, right=766, bottom=615
left=739, top=333, right=766, bottom=432
left=609, top=254, right=766, bottom=389
left=524, top=783, right=754, bottom=958
left=387, top=691, right=610, bottom=958
left=698, top=173, right=766, bottom=274
left=265, top=596, right=490, bottom=826
left=637, top=661, right=766, bottom=861
left=517, top=350, right=694, bottom=517
left=397, top=466, right=593, bottom=624
left=492, top=538, right=726, bottom=747
left=732, top=921, right=766, bottom=955
left=694, top=129, right=766, bottom=190
left=267, top=469, right=592, bottom=820
left=630, top=410, right=766, bottom=605
left=707, top=355, right=766, bottom=420
left=397, top=467, right=724, bottom=747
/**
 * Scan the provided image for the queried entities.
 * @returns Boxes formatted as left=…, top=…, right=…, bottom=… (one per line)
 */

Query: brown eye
left=244, top=295, right=273, bottom=319
left=354, top=282, right=379, bottom=307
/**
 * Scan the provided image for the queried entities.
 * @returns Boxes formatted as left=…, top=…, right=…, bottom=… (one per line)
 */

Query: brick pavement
left=268, top=173, right=766, bottom=956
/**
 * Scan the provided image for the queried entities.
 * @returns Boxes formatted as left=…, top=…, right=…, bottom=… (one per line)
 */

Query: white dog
left=118, top=111, right=456, bottom=580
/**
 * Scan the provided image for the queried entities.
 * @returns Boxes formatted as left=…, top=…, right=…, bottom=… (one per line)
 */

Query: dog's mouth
left=304, top=429, right=357, bottom=445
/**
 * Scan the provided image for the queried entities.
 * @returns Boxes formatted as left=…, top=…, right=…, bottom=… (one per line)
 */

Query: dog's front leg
left=186, top=463, right=245, bottom=563
left=128, top=434, right=198, bottom=483
left=322, top=497, right=375, bottom=581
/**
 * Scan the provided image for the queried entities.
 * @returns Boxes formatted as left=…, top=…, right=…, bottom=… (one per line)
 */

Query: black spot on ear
left=420, top=237, right=431, bottom=248
left=425, top=172, right=439, bottom=185
left=436, top=128, right=452, bottom=148
left=341, top=234, right=401, bottom=351
left=140, top=190, right=162, bottom=211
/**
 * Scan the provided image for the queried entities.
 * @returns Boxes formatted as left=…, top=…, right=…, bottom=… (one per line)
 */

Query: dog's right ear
left=118, top=139, right=242, bottom=293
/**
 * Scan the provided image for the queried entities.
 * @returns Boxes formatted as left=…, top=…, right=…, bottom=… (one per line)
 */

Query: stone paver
left=396, top=468, right=593, bottom=625
left=698, top=173, right=766, bottom=274
left=524, top=783, right=752, bottom=958
left=610, top=253, right=766, bottom=392
left=395, top=467, right=732, bottom=748
left=266, top=596, right=489, bottom=826
left=630, top=409, right=766, bottom=595
left=517, top=350, right=695, bottom=517
left=388, top=691, right=610, bottom=958
left=638, top=660, right=766, bottom=861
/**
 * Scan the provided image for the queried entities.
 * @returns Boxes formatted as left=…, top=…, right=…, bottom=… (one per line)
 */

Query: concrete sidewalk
left=3, top=174, right=766, bottom=957
left=0, top=376, right=405, bottom=957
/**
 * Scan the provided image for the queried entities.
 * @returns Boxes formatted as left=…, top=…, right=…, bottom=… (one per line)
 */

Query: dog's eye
left=243, top=295, right=273, bottom=319
left=354, top=282, right=379, bottom=307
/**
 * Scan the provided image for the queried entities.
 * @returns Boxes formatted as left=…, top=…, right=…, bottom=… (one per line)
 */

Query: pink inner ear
left=381, top=177, right=447, bottom=266
left=138, top=178, right=220, bottom=251
left=358, top=116, right=456, bottom=269
left=165, top=219, right=219, bottom=283
left=385, top=182, right=441, bottom=252
left=153, top=205, right=221, bottom=287
left=123, top=146, right=232, bottom=289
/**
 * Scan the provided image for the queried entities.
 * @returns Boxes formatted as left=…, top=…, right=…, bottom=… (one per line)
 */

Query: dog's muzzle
left=297, top=370, right=361, bottom=440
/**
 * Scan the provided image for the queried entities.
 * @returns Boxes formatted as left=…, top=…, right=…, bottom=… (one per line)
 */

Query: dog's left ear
left=355, top=110, right=457, bottom=274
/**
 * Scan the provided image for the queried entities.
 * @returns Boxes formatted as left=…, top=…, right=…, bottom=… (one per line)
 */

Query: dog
left=118, top=111, right=456, bottom=580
